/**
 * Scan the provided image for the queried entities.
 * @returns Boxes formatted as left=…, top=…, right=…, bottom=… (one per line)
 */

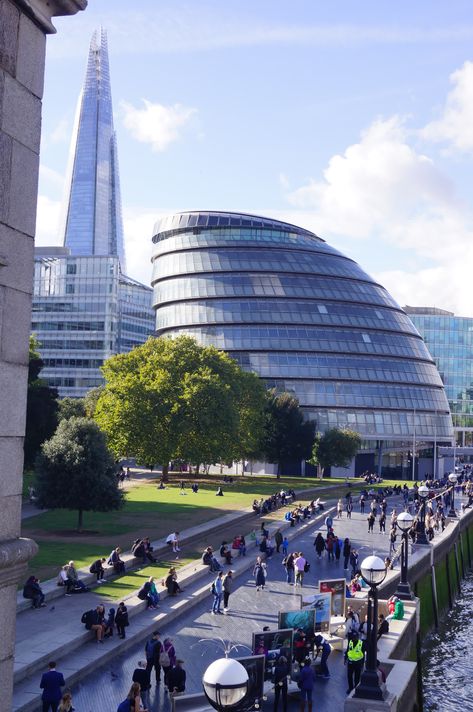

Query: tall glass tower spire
left=62, top=28, right=126, bottom=272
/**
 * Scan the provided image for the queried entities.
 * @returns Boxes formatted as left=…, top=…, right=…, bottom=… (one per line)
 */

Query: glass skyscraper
left=151, top=211, right=452, bottom=475
left=61, top=28, right=126, bottom=272
left=406, top=306, right=473, bottom=445
left=32, top=30, right=153, bottom=397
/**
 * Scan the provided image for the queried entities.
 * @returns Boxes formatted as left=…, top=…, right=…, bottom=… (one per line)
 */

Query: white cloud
left=121, top=100, right=197, bottom=152
left=285, top=115, right=473, bottom=315
left=421, top=61, right=473, bottom=153
left=35, top=195, right=62, bottom=246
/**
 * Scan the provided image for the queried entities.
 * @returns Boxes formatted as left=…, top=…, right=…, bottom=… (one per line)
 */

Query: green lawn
left=96, top=557, right=193, bottom=601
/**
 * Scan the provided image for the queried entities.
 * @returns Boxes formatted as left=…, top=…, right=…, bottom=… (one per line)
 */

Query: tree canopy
left=24, top=335, right=58, bottom=469
left=94, top=336, right=266, bottom=471
left=310, top=427, right=361, bottom=474
left=35, top=417, right=123, bottom=530
left=261, top=390, right=315, bottom=475
left=57, top=397, right=86, bottom=422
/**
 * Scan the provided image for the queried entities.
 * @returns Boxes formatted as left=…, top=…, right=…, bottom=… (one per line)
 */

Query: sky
left=37, top=0, right=473, bottom=316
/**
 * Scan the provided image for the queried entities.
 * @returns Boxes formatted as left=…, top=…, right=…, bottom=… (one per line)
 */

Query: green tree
left=24, top=335, right=58, bottom=469
left=84, top=386, right=104, bottom=418
left=57, top=397, right=86, bottom=421
left=95, top=336, right=266, bottom=473
left=35, top=417, right=123, bottom=530
left=310, top=427, right=361, bottom=475
left=261, top=390, right=315, bottom=476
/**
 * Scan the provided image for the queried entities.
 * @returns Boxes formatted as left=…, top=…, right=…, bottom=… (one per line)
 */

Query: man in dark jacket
left=273, top=655, right=289, bottom=712
left=167, top=659, right=186, bottom=694
left=132, top=660, right=151, bottom=707
left=23, top=576, right=46, bottom=608
left=377, top=614, right=389, bottom=640
left=145, top=630, right=162, bottom=685
left=40, top=661, right=65, bottom=712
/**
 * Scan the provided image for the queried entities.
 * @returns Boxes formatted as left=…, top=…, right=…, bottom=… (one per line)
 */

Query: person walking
left=273, top=655, right=289, bottom=712
left=132, top=660, right=151, bottom=708
left=346, top=500, right=353, bottom=519
left=299, top=658, right=316, bottom=712
left=359, top=495, right=365, bottom=514
left=314, top=533, right=325, bottom=559
left=223, top=570, right=233, bottom=613
left=274, top=529, right=283, bottom=553
left=144, top=630, right=162, bottom=685
left=367, top=512, right=375, bottom=533
left=212, top=571, right=224, bottom=613
left=343, top=538, right=351, bottom=570
left=39, top=661, right=65, bottom=712
left=283, top=552, right=295, bottom=585
left=349, top=549, right=359, bottom=578
left=282, top=536, right=289, bottom=557
left=337, top=499, right=343, bottom=518
left=294, top=552, right=307, bottom=587
left=334, top=535, right=341, bottom=564
left=161, top=637, right=176, bottom=690
left=253, top=556, right=267, bottom=592
left=345, top=632, right=365, bottom=694
left=379, top=512, right=386, bottom=533
left=389, top=526, right=397, bottom=554
left=324, top=514, right=333, bottom=534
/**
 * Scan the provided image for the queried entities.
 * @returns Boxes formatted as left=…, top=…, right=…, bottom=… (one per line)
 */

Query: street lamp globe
left=203, top=658, right=249, bottom=712
left=448, top=472, right=458, bottom=485
left=360, top=555, right=387, bottom=587
left=397, top=511, right=414, bottom=532
left=418, top=485, right=429, bottom=499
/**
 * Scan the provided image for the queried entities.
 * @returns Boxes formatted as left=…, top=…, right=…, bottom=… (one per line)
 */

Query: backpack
left=304, top=561, right=310, bottom=573
left=81, top=609, right=95, bottom=629
left=210, top=582, right=216, bottom=594
left=117, top=700, right=131, bottom=712
left=159, top=649, right=171, bottom=667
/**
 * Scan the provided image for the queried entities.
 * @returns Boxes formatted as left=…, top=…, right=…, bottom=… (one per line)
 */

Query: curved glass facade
left=151, top=211, right=452, bottom=443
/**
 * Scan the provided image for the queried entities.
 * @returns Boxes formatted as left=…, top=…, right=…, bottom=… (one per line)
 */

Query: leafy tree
left=58, top=397, right=86, bottom=421
left=261, top=390, right=316, bottom=476
left=310, top=427, right=361, bottom=475
left=95, top=336, right=266, bottom=473
left=84, top=386, right=104, bottom=418
left=35, top=417, right=123, bottom=530
left=24, top=335, right=58, bottom=469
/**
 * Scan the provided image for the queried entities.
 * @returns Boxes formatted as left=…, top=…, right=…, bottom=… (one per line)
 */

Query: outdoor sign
left=300, top=592, right=332, bottom=632
left=252, top=628, right=293, bottom=681
left=235, top=654, right=265, bottom=706
left=319, top=577, right=346, bottom=617
left=278, top=609, right=316, bottom=659
left=172, top=693, right=209, bottom=712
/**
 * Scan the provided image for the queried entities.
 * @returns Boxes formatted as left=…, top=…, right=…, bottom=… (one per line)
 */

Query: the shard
left=62, top=28, right=126, bottom=272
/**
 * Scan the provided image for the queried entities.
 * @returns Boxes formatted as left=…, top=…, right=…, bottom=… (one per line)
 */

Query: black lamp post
left=415, top=485, right=430, bottom=546
left=448, top=472, right=458, bottom=518
left=395, top=511, right=414, bottom=600
left=353, top=555, right=387, bottom=700
left=203, top=658, right=250, bottom=712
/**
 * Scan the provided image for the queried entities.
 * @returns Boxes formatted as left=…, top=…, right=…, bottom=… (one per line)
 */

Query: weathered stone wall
left=0, top=0, right=86, bottom=706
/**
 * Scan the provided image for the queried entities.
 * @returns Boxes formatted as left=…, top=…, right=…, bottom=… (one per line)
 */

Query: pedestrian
left=283, top=552, right=295, bottom=585
left=294, top=552, right=307, bottom=587
left=389, top=527, right=397, bottom=554
left=334, top=535, right=341, bottom=564
left=349, top=550, right=359, bottom=578
left=346, top=500, right=353, bottom=519
left=223, top=570, right=233, bottom=613
left=326, top=535, right=334, bottom=562
left=337, top=499, right=343, bottom=518
left=359, top=495, right=365, bottom=513
left=58, top=692, right=73, bottom=712
left=274, top=529, right=283, bottom=553
left=345, top=632, right=365, bottom=694
left=161, top=637, right=176, bottom=690
left=167, top=659, right=186, bottom=696
left=115, top=601, right=129, bottom=639
left=144, top=630, right=162, bottom=685
left=314, top=634, right=331, bottom=678
left=345, top=608, right=360, bottom=643
left=324, top=514, right=333, bottom=534
left=132, top=660, right=151, bottom=708
left=367, top=512, right=375, bottom=533
left=253, top=556, right=267, bottom=591
left=116, top=682, right=148, bottom=712
left=273, top=655, right=289, bottom=712
left=299, top=658, right=315, bottom=712
left=379, top=512, right=386, bottom=533
left=343, top=538, right=351, bottom=570
left=39, top=661, right=65, bottom=712
left=314, top=532, right=325, bottom=559
left=282, top=536, right=289, bottom=557
left=212, top=571, right=224, bottom=613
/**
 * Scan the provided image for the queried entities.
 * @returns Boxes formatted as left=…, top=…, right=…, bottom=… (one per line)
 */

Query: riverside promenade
left=41, top=496, right=406, bottom=712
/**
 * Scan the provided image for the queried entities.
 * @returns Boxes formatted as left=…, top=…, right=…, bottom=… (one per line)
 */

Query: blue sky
left=37, top=0, right=473, bottom=315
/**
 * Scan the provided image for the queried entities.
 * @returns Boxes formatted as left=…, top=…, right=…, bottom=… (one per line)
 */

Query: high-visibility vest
left=347, top=640, right=364, bottom=662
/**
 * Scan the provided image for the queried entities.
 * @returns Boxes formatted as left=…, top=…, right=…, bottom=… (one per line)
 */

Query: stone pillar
left=0, top=0, right=86, bottom=706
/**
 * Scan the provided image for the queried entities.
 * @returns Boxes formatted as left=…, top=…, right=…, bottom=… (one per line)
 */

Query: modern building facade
left=151, top=211, right=453, bottom=476
left=32, top=29, right=154, bottom=397
left=406, top=306, right=473, bottom=446
left=61, top=28, right=126, bottom=271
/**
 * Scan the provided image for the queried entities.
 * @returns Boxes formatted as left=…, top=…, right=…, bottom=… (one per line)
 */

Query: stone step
left=12, top=507, right=334, bottom=712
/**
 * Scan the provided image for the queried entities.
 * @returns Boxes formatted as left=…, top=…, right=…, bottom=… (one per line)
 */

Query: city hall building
left=151, top=211, right=453, bottom=477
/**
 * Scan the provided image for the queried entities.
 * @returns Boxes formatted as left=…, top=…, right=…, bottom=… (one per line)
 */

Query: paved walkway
left=63, top=498, right=403, bottom=712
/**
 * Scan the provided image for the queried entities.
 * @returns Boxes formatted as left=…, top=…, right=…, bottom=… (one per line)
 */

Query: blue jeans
left=286, top=568, right=293, bottom=584
left=212, top=593, right=222, bottom=612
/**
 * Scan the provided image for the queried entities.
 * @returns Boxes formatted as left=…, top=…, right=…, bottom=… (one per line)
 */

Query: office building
left=406, top=306, right=473, bottom=446
left=151, top=211, right=453, bottom=476
left=32, top=30, right=153, bottom=397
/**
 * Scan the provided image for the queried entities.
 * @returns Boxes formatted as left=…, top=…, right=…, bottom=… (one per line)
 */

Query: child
left=282, top=536, right=289, bottom=557
left=104, top=607, right=115, bottom=638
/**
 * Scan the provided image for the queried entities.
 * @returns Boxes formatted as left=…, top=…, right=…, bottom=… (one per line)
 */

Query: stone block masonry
left=0, top=1, right=86, bottom=708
